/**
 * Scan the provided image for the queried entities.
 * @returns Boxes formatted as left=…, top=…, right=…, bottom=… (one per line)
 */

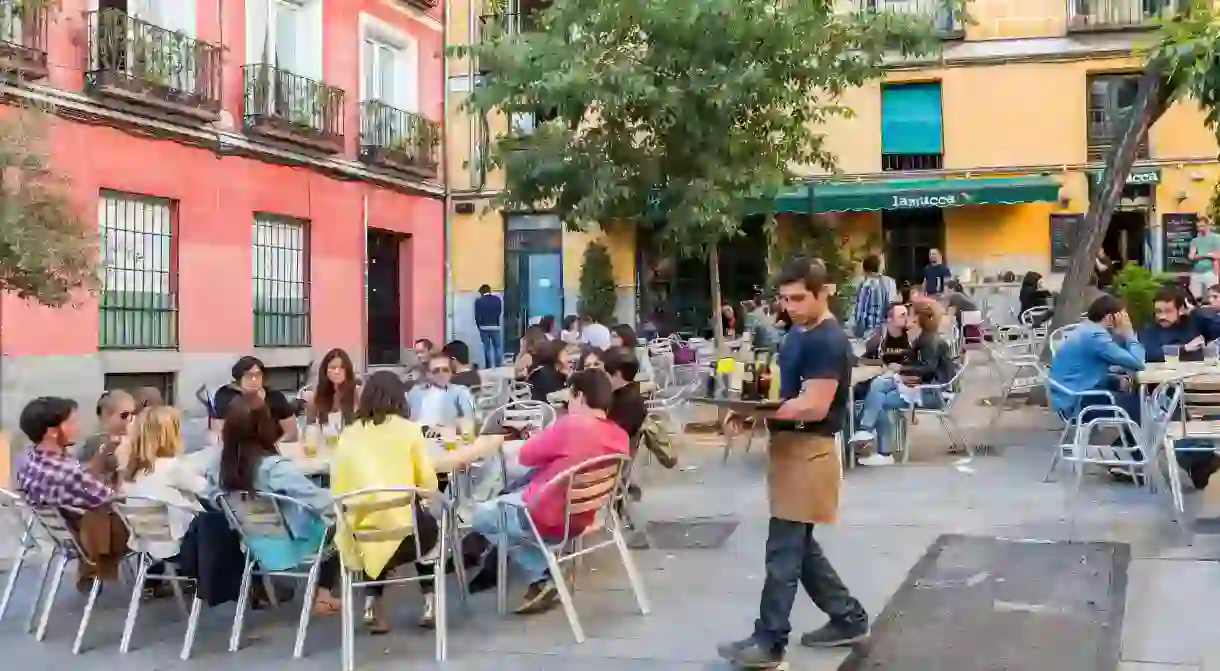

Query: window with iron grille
left=99, top=191, right=178, bottom=349
left=253, top=213, right=311, bottom=347
left=103, top=372, right=176, bottom=406
left=1087, top=73, right=1149, bottom=162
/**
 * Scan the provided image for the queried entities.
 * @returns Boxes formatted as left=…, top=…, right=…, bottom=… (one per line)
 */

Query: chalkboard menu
left=1050, top=214, right=1083, bottom=272
left=1163, top=213, right=1199, bottom=273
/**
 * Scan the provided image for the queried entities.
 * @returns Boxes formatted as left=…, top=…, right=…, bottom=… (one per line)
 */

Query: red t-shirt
left=519, top=414, right=629, bottom=539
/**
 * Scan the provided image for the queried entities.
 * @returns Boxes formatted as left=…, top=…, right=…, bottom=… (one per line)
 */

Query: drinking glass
left=1164, top=345, right=1181, bottom=365
left=1206, top=343, right=1219, bottom=364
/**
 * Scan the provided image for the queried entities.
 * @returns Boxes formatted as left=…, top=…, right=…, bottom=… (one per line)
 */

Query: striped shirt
left=853, top=275, right=893, bottom=337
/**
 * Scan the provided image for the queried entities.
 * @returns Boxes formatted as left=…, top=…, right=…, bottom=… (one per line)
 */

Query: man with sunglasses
left=407, top=353, right=476, bottom=429
left=74, top=389, right=136, bottom=470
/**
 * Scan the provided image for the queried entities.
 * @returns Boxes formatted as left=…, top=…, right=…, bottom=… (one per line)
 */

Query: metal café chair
left=215, top=491, right=334, bottom=659
left=0, top=487, right=40, bottom=624
left=27, top=504, right=105, bottom=654
left=112, top=497, right=203, bottom=659
left=1161, top=372, right=1220, bottom=517
left=332, top=486, right=465, bottom=667
left=491, top=454, right=650, bottom=642
left=896, top=351, right=973, bottom=461
left=1049, top=322, right=1080, bottom=356
left=1042, top=376, right=1127, bottom=483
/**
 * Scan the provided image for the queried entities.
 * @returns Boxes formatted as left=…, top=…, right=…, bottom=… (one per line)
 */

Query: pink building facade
left=0, top=0, right=445, bottom=427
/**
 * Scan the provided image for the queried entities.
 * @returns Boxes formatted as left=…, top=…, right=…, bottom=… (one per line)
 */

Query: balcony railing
left=1068, top=0, right=1176, bottom=31
left=1087, top=109, right=1149, bottom=162
left=0, top=0, right=47, bottom=78
left=479, top=12, right=539, bottom=39
left=849, top=0, right=963, bottom=37
left=86, top=9, right=222, bottom=118
left=243, top=64, right=345, bottom=152
left=359, top=101, right=441, bottom=177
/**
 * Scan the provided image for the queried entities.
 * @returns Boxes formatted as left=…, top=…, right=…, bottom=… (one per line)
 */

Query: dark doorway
left=504, top=214, right=563, bottom=347
left=367, top=229, right=404, bottom=366
left=882, top=208, right=945, bottom=288
left=1096, top=182, right=1153, bottom=269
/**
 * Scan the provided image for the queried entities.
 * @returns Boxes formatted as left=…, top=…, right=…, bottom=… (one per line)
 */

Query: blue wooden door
left=527, top=252, right=564, bottom=324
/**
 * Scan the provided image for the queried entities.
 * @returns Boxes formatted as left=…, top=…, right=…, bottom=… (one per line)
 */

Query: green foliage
left=455, top=0, right=965, bottom=255
left=578, top=241, right=616, bottom=324
left=1151, top=2, right=1220, bottom=130
left=774, top=216, right=878, bottom=320
left=0, top=111, right=97, bottom=306
left=1112, top=263, right=1172, bottom=329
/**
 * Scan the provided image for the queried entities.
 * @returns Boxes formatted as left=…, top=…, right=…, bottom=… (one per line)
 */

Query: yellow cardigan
left=331, top=416, right=440, bottom=579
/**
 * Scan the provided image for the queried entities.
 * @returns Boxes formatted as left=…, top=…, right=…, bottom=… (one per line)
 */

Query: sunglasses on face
left=429, top=367, right=450, bottom=375
left=120, top=411, right=133, bottom=421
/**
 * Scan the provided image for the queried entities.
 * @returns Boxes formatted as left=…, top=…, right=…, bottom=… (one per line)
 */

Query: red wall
left=1, top=0, right=446, bottom=359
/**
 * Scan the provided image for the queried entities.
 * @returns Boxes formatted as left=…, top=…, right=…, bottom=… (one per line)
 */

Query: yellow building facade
left=446, top=0, right=1220, bottom=348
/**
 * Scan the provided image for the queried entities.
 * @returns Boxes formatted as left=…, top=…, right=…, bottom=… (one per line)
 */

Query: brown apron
left=767, top=432, right=840, bottom=525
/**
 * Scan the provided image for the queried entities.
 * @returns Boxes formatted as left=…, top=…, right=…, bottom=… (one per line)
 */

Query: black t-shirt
left=874, top=331, right=913, bottom=366
left=213, top=385, right=295, bottom=422
left=609, top=382, right=648, bottom=439
left=528, top=367, right=568, bottom=402
left=452, top=369, right=483, bottom=389
left=775, top=318, right=852, bottom=436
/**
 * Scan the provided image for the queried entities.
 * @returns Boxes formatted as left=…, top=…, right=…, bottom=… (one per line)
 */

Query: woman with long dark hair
left=307, top=348, right=359, bottom=427
left=610, top=324, right=653, bottom=381
left=1018, top=271, right=1053, bottom=325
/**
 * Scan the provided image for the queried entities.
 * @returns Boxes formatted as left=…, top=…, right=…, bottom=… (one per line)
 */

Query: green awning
left=810, top=176, right=1062, bottom=213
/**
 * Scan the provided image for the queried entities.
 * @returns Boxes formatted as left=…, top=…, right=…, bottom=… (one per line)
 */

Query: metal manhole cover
left=645, top=516, right=739, bottom=550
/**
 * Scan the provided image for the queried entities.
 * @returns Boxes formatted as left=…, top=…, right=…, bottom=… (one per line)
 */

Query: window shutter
left=881, top=83, right=944, bottom=155
left=155, top=0, right=196, bottom=36
left=400, top=39, right=419, bottom=113
left=245, top=0, right=269, bottom=64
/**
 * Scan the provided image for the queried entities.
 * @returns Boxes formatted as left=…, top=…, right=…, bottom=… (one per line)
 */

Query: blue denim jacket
left=1048, top=321, right=1145, bottom=415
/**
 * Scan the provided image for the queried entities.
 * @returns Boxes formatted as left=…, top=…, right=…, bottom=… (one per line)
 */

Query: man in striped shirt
left=852, top=255, right=895, bottom=339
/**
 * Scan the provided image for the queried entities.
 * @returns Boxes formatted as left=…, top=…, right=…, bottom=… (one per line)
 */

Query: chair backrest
left=480, top=400, right=555, bottom=435
left=217, top=490, right=299, bottom=541
left=1049, top=323, right=1079, bottom=356
left=509, top=380, right=532, bottom=402
left=1177, top=371, right=1220, bottom=420
left=29, top=504, right=89, bottom=560
left=195, top=384, right=217, bottom=419
left=1020, top=305, right=1052, bottom=327
left=0, top=487, right=33, bottom=546
left=332, top=486, right=444, bottom=571
left=112, top=496, right=177, bottom=546
left=647, top=337, right=674, bottom=357
left=1146, top=377, right=1185, bottom=445
left=532, top=453, right=629, bottom=543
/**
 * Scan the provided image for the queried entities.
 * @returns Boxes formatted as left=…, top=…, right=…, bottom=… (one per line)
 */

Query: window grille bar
left=99, top=191, right=178, bottom=349
left=253, top=214, right=311, bottom=347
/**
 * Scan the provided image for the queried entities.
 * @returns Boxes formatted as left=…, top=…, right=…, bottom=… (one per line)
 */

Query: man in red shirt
left=470, top=369, right=629, bottom=614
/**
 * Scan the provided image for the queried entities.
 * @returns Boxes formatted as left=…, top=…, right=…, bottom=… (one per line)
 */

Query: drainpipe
left=468, top=0, right=483, bottom=191
left=443, top=0, right=454, bottom=341
left=361, top=193, right=369, bottom=373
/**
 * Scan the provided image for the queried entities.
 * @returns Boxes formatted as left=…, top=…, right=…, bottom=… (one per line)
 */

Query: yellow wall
left=562, top=222, right=637, bottom=293
left=451, top=205, right=506, bottom=292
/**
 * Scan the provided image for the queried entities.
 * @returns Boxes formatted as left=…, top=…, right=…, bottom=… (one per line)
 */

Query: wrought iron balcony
left=359, top=101, right=441, bottom=177
left=0, top=0, right=47, bottom=78
left=848, top=0, right=963, bottom=37
left=243, top=64, right=346, bottom=152
left=1087, top=109, right=1149, bottom=162
left=1068, top=0, right=1176, bottom=31
left=479, top=12, right=539, bottom=39
left=86, top=8, right=222, bottom=118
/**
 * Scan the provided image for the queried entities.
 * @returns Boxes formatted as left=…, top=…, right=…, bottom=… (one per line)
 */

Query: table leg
left=846, top=384, right=857, bottom=470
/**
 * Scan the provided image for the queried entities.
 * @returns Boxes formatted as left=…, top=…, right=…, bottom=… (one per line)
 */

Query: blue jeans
left=470, top=491, right=550, bottom=585
left=479, top=328, right=502, bottom=368
left=856, top=377, right=943, bottom=456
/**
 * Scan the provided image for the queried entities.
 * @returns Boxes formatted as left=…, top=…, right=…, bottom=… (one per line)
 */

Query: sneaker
left=418, top=593, right=436, bottom=629
left=716, top=636, right=784, bottom=669
left=799, top=621, right=869, bottom=648
left=857, top=453, right=895, bottom=466
left=849, top=430, right=875, bottom=445
left=514, top=578, right=558, bottom=614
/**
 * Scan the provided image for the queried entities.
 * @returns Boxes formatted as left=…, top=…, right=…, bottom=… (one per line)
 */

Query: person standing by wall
left=1188, top=215, right=1220, bottom=301
left=717, top=258, right=869, bottom=668
left=474, top=284, right=503, bottom=368
left=922, top=248, right=953, bottom=297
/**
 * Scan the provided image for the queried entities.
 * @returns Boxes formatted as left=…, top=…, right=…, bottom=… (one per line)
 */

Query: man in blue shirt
left=406, top=354, right=475, bottom=429
left=718, top=259, right=868, bottom=669
left=922, top=248, right=952, bottom=296
left=1142, top=286, right=1205, bottom=363
left=1049, top=294, right=1144, bottom=422
left=473, top=285, right=503, bottom=368
left=851, top=254, right=894, bottom=339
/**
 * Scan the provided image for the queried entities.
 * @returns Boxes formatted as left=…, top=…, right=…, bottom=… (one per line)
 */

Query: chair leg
left=164, top=562, right=189, bottom=617
left=611, top=514, right=651, bottom=616
left=228, top=554, right=255, bottom=653
left=34, top=552, right=66, bottom=642
left=261, top=574, right=279, bottom=608
left=179, top=596, right=203, bottom=661
left=120, top=555, right=151, bottom=653
left=26, top=550, right=55, bottom=634
left=435, top=513, right=449, bottom=662
left=495, top=507, right=509, bottom=615
left=449, top=522, right=470, bottom=606
left=0, top=542, right=29, bottom=621
left=72, top=577, right=101, bottom=655
left=542, top=547, right=585, bottom=643
left=340, top=571, right=356, bottom=671
left=292, top=557, right=324, bottom=659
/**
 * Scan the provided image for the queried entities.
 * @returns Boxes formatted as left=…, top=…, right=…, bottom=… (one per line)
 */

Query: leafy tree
left=578, top=240, right=617, bottom=324
left=457, top=0, right=963, bottom=343
left=1054, top=2, right=1218, bottom=331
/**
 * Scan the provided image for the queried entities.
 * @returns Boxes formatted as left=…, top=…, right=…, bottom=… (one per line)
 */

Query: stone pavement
left=2, top=365, right=1220, bottom=670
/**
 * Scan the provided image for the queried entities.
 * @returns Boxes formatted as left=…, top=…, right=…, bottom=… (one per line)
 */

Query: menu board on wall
left=1163, top=213, right=1199, bottom=273
left=1050, top=214, right=1083, bottom=272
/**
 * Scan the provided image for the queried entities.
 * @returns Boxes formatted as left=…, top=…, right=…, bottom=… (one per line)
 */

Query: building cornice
left=0, top=82, right=445, bottom=198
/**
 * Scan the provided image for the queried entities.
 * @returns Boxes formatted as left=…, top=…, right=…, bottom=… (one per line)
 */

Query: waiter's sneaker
left=716, top=636, right=785, bottom=669
left=858, top=453, right=895, bottom=466
left=849, top=430, right=875, bottom=445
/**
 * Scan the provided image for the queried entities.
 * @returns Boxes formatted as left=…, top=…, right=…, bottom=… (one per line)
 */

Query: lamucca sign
left=890, top=192, right=972, bottom=209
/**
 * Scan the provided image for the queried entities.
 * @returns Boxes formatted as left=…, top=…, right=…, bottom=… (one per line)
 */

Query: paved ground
left=3, top=364, right=1220, bottom=670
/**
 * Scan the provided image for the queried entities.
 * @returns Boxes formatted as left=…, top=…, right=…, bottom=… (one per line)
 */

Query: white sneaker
left=850, top=430, right=875, bottom=445
left=858, top=454, right=895, bottom=466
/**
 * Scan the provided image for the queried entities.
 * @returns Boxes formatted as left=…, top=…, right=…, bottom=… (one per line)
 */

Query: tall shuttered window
left=1086, top=73, right=1148, bottom=162
left=99, top=191, right=178, bottom=349
left=253, top=213, right=310, bottom=347
left=881, top=83, right=944, bottom=171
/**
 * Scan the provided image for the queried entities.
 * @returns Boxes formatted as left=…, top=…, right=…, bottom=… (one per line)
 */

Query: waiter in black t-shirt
left=717, top=259, right=869, bottom=670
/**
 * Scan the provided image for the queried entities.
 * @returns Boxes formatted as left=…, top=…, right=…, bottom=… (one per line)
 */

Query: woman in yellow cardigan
left=330, top=370, right=502, bottom=635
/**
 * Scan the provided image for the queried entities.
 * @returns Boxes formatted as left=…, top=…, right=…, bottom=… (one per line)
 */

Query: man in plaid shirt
left=16, top=397, right=113, bottom=510
left=852, top=255, right=896, bottom=339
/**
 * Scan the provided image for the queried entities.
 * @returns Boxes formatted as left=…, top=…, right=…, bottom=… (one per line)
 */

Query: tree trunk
left=710, top=243, right=725, bottom=352
left=1050, top=57, right=1172, bottom=338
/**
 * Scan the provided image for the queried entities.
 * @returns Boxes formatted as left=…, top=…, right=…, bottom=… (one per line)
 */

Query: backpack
left=639, top=416, right=678, bottom=469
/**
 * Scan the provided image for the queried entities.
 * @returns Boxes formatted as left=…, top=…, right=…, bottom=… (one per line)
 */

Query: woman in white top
left=119, top=406, right=208, bottom=560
